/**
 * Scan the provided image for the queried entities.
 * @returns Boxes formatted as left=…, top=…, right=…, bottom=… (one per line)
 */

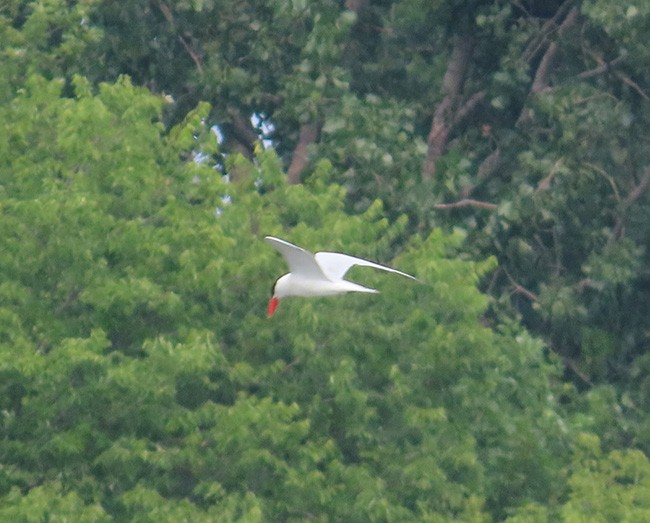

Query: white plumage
left=265, top=236, right=416, bottom=316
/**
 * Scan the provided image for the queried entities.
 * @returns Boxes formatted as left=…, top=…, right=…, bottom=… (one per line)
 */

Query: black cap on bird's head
left=267, top=277, right=280, bottom=317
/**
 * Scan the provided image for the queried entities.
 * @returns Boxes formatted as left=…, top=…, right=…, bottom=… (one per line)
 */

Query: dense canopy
left=1, top=0, right=649, bottom=520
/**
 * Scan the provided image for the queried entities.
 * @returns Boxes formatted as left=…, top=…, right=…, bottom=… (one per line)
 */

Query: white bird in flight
left=265, top=236, right=417, bottom=317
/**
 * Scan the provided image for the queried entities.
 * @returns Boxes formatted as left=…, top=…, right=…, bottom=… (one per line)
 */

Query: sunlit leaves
left=0, top=69, right=572, bottom=519
left=562, top=438, right=650, bottom=521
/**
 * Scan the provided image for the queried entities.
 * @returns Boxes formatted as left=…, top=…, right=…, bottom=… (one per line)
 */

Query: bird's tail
left=345, top=281, right=379, bottom=294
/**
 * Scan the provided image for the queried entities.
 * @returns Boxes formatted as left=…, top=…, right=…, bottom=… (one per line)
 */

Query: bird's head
left=267, top=274, right=290, bottom=317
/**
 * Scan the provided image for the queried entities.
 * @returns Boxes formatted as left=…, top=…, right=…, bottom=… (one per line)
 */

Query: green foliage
left=0, top=481, right=108, bottom=522
left=562, top=434, right=650, bottom=522
left=2, top=0, right=650, bottom=520
left=506, top=435, right=650, bottom=523
left=0, top=72, right=573, bottom=520
left=0, top=0, right=101, bottom=99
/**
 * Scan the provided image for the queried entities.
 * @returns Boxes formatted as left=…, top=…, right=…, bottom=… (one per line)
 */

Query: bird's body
left=264, top=236, right=416, bottom=316
left=273, top=272, right=378, bottom=298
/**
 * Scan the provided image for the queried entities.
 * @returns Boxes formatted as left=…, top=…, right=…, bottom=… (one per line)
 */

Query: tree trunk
left=287, top=122, right=321, bottom=184
left=422, top=35, right=475, bottom=180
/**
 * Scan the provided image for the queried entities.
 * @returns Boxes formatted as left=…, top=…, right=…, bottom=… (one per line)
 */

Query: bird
left=265, top=236, right=417, bottom=317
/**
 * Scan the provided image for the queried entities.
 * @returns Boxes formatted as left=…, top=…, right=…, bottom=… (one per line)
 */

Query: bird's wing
left=265, top=236, right=329, bottom=279
left=314, top=251, right=417, bottom=282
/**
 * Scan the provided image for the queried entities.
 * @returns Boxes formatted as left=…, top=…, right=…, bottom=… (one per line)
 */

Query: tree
left=506, top=433, right=650, bottom=522
left=0, top=71, right=572, bottom=520
left=2, top=0, right=650, bottom=519
left=64, top=2, right=650, bottom=405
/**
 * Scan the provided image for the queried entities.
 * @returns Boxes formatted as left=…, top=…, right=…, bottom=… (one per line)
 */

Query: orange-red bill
left=267, top=297, right=279, bottom=317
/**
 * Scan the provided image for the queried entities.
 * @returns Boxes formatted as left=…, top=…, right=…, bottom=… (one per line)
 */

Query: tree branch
left=422, top=97, right=452, bottom=180
left=624, top=167, right=650, bottom=207
left=518, top=7, right=579, bottom=126
left=585, top=162, right=621, bottom=202
left=563, top=357, right=594, bottom=387
left=578, top=51, right=649, bottom=100
left=177, top=35, right=203, bottom=74
left=344, top=0, right=368, bottom=13
left=522, top=0, right=576, bottom=63
left=577, top=55, right=625, bottom=79
left=442, top=34, right=475, bottom=95
left=612, top=167, right=650, bottom=240
left=434, top=199, right=498, bottom=210
left=155, top=0, right=203, bottom=74
left=476, top=147, right=501, bottom=181
left=422, top=34, right=476, bottom=180
left=287, top=122, right=321, bottom=184
left=155, top=0, right=174, bottom=25
left=449, top=6, right=579, bottom=210
left=531, top=7, right=579, bottom=93
left=503, top=268, right=539, bottom=302
left=535, top=158, right=563, bottom=193
left=616, top=71, right=650, bottom=101
left=459, top=148, right=501, bottom=199
left=531, top=41, right=558, bottom=94
left=612, top=167, right=650, bottom=239
left=453, top=90, right=486, bottom=125
left=511, top=283, right=540, bottom=302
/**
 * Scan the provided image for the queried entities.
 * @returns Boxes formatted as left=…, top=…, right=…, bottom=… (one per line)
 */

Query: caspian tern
left=265, top=236, right=416, bottom=317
